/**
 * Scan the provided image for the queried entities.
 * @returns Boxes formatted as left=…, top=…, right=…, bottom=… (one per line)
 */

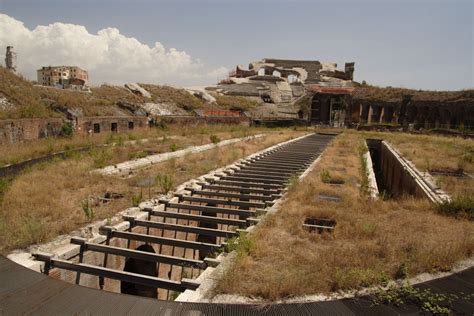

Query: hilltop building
left=5, top=46, right=17, bottom=73
left=37, top=66, right=89, bottom=89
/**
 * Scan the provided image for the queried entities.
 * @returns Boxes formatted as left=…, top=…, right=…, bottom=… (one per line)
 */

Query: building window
left=93, top=123, right=100, bottom=133
left=111, top=122, right=118, bottom=132
left=128, top=121, right=134, bottom=130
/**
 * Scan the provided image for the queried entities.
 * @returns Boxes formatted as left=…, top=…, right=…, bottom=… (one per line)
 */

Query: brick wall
left=75, top=116, right=149, bottom=135
left=0, top=118, right=63, bottom=144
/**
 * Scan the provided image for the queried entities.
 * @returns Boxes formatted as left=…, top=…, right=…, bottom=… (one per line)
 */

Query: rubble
left=124, top=83, right=152, bottom=98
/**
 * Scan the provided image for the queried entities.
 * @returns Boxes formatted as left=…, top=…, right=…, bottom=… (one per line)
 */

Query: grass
left=213, top=95, right=260, bottom=111
left=0, top=67, right=57, bottom=119
left=131, top=130, right=307, bottom=197
left=0, top=124, right=266, bottom=167
left=0, top=127, right=307, bottom=254
left=140, top=84, right=205, bottom=111
left=353, top=85, right=473, bottom=102
left=436, top=195, right=474, bottom=220
left=372, top=283, right=473, bottom=314
left=213, top=132, right=474, bottom=300
left=2, top=69, right=257, bottom=119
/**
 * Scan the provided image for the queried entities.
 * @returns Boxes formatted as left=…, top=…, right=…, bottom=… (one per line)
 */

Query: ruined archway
left=121, top=244, right=158, bottom=298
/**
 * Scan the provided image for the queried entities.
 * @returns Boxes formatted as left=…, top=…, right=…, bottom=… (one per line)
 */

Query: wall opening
left=197, top=205, right=217, bottom=260
left=121, top=244, right=158, bottom=298
left=111, top=122, right=118, bottom=132
left=93, top=123, right=100, bottom=133
left=303, top=217, right=336, bottom=234
left=128, top=121, right=134, bottom=130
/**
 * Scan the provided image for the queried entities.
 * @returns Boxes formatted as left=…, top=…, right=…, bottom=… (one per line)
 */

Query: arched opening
left=121, top=244, right=158, bottom=298
left=288, top=74, right=298, bottom=83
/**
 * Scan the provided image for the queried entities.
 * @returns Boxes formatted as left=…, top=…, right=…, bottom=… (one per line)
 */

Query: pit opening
left=303, top=217, right=336, bottom=233
left=317, top=194, right=342, bottom=203
left=366, top=139, right=428, bottom=199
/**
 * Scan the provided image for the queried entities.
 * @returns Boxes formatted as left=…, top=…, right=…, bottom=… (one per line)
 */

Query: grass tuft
left=436, top=195, right=474, bottom=220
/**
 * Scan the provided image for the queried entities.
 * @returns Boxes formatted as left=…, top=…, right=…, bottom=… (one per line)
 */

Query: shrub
left=81, top=198, right=94, bottom=222
left=371, top=283, right=468, bottom=314
left=210, top=134, right=221, bottom=144
left=91, top=149, right=113, bottom=168
left=156, top=174, right=174, bottom=194
left=129, top=151, right=148, bottom=160
left=170, top=143, right=178, bottom=152
left=0, top=177, right=12, bottom=203
left=395, top=262, right=410, bottom=279
left=436, top=195, right=474, bottom=220
left=60, top=122, right=74, bottom=137
left=320, top=170, right=332, bottom=183
left=287, top=175, right=299, bottom=191
left=225, top=231, right=255, bottom=258
left=131, top=190, right=143, bottom=207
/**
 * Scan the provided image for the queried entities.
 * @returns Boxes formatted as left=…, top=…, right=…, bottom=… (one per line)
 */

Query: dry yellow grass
left=132, top=130, right=306, bottom=187
left=0, top=67, right=57, bottom=119
left=0, top=128, right=307, bottom=254
left=0, top=124, right=267, bottom=167
left=213, top=132, right=474, bottom=300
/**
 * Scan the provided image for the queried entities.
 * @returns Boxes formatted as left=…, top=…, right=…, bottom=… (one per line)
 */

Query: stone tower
left=5, top=46, right=17, bottom=72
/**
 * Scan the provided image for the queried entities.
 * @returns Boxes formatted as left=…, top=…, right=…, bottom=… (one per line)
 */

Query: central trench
left=34, top=133, right=335, bottom=300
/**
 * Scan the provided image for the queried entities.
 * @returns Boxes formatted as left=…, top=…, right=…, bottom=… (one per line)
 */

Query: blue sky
left=1, top=0, right=473, bottom=90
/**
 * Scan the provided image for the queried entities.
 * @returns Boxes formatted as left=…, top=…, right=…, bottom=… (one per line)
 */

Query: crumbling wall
left=75, top=116, right=149, bottom=135
left=0, top=118, right=63, bottom=144
left=353, top=88, right=474, bottom=129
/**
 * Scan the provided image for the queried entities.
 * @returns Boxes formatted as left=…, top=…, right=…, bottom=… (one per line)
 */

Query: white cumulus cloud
left=0, top=14, right=228, bottom=86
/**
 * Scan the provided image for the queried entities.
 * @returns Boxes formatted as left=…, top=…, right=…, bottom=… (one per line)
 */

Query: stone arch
left=121, top=244, right=158, bottom=298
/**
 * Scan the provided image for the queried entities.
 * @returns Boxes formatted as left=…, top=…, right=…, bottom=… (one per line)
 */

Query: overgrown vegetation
left=213, top=94, right=260, bottom=111
left=0, top=67, right=57, bottom=119
left=156, top=174, right=174, bottom=194
left=0, top=128, right=306, bottom=253
left=81, top=198, right=95, bottom=222
left=0, top=124, right=264, bottom=167
left=437, top=195, right=474, bottom=220
left=210, top=134, right=221, bottom=144
left=320, top=169, right=345, bottom=184
left=140, top=84, right=205, bottom=111
left=131, top=190, right=143, bottom=207
left=213, top=133, right=474, bottom=300
left=372, top=283, right=473, bottom=314
left=353, top=85, right=473, bottom=102
left=360, top=131, right=474, bottom=198
left=224, top=231, right=256, bottom=258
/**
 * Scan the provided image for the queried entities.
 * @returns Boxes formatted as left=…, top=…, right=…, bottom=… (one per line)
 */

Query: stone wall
left=0, top=118, right=63, bottom=144
left=75, top=116, right=149, bottom=135
left=354, top=97, right=474, bottom=129
left=367, top=139, right=450, bottom=203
